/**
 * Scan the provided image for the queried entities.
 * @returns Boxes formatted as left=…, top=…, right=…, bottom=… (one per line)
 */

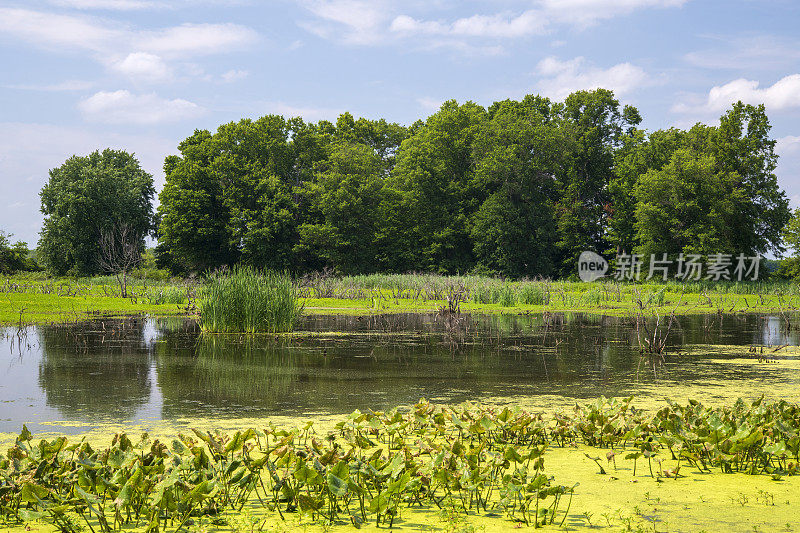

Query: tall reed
left=200, top=267, right=302, bottom=333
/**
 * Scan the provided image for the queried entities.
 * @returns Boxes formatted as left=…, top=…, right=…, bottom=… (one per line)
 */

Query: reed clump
left=200, top=266, right=302, bottom=333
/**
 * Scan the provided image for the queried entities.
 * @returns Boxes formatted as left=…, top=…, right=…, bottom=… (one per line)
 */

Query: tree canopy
left=154, top=91, right=789, bottom=278
left=38, top=149, right=155, bottom=276
left=0, top=232, right=36, bottom=274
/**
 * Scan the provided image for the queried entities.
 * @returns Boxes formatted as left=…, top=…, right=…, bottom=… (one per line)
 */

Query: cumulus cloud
left=298, top=0, right=392, bottom=45
left=111, top=52, right=172, bottom=83
left=137, top=23, right=258, bottom=57
left=390, top=11, right=546, bottom=39
left=535, top=56, right=651, bottom=100
left=0, top=8, right=258, bottom=83
left=673, top=75, right=800, bottom=114
left=298, top=0, right=687, bottom=47
left=78, top=90, right=204, bottom=124
left=539, top=0, right=687, bottom=28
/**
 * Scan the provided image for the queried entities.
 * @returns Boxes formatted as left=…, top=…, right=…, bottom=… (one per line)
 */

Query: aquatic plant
left=0, top=400, right=575, bottom=532
left=518, top=283, right=551, bottom=305
left=199, top=267, right=302, bottom=334
left=4, top=395, right=800, bottom=532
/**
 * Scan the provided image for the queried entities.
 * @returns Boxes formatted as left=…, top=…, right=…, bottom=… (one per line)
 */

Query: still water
left=1, top=313, right=799, bottom=434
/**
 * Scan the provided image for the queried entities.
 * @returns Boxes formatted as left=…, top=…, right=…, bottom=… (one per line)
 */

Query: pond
left=2, top=312, right=799, bottom=436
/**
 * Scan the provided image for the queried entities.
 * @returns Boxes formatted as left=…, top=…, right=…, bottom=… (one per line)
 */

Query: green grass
left=2, top=272, right=800, bottom=325
left=199, top=266, right=302, bottom=334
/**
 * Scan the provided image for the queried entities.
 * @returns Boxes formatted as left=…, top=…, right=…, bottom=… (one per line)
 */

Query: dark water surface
left=1, top=313, right=798, bottom=434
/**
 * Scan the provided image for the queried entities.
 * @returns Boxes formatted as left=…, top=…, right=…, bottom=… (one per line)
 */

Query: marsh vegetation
left=199, top=268, right=302, bottom=334
left=3, top=395, right=800, bottom=532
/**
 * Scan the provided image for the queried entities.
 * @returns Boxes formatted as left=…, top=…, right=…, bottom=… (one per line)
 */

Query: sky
left=1, top=0, right=800, bottom=246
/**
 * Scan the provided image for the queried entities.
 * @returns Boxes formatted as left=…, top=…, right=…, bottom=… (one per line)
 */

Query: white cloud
left=0, top=8, right=258, bottom=83
left=685, top=35, right=800, bottom=71
left=674, top=75, right=800, bottom=114
left=301, top=0, right=687, bottom=47
left=221, top=69, right=249, bottom=83
left=298, top=0, right=392, bottom=45
left=111, top=52, right=172, bottom=83
left=539, top=0, right=687, bottom=28
left=136, top=23, right=258, bottom=57
left=0, top=8, right=121, bottom=52
left=391, top=11, right=547, bottom=39
left=78, top=90, right=204, bottom=124
left=535, top=56, right=651, bottom=100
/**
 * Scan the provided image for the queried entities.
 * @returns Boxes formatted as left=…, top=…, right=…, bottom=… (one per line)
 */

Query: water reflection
left=37, top=318, right=155, bottom=419
left=0, top=312, right=797, bottom=433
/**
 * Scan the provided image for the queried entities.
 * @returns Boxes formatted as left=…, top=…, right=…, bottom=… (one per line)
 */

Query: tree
left=38, top=149, right=154, bottom=276
left=783, top=207, right=800, bottom=255
left=294, top=141, right=387, bottom=273
left=388, top=100, right=488, bottom=273
left=157, top=114, right=407, bottom=274
left=552, top=89, right=642, bottom=275
left=631, top=103, right=789, bottom=263
left=0, top=232, right=36, bottom=274
left=98, top=222, right=144, bottom=297
left=470, top=96, right=561, bottom=277
left=712, top=102, right=790, bottom=256
left=634, top=148, right=742, bottom=258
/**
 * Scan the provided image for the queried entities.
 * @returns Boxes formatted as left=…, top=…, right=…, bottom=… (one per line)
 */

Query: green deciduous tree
left=389, top=100, right=487, bottom=273
left=38, top=149, right=154, bottom=276
left=783, top=207, right=800, bottom=255
left=295, top=141, right=387, bottom=273
left=634, top=148, right=742, bottom=258
left=0, top=232, right=36, bottom=274
left=470, top=96, right=561, bottom=277
left=553, top=89, right=642, bottom=274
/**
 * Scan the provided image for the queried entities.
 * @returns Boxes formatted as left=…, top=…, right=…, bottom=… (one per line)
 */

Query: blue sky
left=2, top=0, right=800, bottom=246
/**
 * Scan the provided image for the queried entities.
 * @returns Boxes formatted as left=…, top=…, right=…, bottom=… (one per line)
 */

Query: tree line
left=28, top=88, right=794, bottom=279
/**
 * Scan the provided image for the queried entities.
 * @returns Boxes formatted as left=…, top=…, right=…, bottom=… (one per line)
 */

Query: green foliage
left=773, top=257, right=800, bottom=281
left=0, top=399, right=575, bottom=532
left=518, top=283, right=551, bottom=305
left=0, top=232, right=37, bottom=274
left=200, top=266, right=302, bottom=333
left=3, top=395, right=800, bottom=532
left=295, top=141, right=387, bottom=273
left=147, top=95, right=789, bottom=279
left=783, top=208, right=800, bottom=256
left=158, top=114, right=408, bottom=274
left=388, top=100, right=488, bottom=273
left=38, top=149, right=154, bottom=276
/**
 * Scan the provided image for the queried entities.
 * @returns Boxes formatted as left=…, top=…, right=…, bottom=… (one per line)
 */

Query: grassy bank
left=2, top=272, right=800, bottom=325
left=3, top=396, right=800, bottom=532
left=0, top=274, right=192, bottom=324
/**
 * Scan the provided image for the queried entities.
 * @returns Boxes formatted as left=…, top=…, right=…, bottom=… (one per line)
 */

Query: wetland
left=3, top=312, right=800, bottom=531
